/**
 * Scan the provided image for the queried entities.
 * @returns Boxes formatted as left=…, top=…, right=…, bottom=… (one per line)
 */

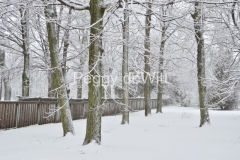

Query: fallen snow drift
left=0, top=106, right=240, bottom=160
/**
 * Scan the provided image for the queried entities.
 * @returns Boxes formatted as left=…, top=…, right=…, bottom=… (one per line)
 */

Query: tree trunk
left=20, top=6, right=30, bottom=97
left=3, top=72, right=11, bottom=100
left=144, top=0, right=152, bottom=116
left=0, top=49, right=5, bottom=100
left=121, top=0, right=130, bottom=124
left=44, top=0, right=75, bottom=136
left=191, top=2, right=210, bottom=127
left=0, top=49, right=11, bottom=100
left=48, top=71, right=52, bottom=97
left=49, top=4, right=61, bottom=98
left=77, top=31, right=88, bottom=99
left=99, top=23, right=105, bottom=101
left=62, top=8, right=72, bottom=98
left=83, top=0, right=105, bottom=145
left=156, top=25, right=166, bottom=113
left=77, top=77, right=83, bottom=98
left=106, top=68, right=113, bottom=98
left=62, top=8, right=72, bottom=79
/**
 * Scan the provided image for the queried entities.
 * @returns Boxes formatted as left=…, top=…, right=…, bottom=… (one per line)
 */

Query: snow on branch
left=130, top=0, right=176, bottom=6
left=57, top=0, right=116, bottom=11
left=187, top=0, right=238, bottom=5
left=57, top=0, right=90, bottom=10
left=131, top=0, right=240, bottom=6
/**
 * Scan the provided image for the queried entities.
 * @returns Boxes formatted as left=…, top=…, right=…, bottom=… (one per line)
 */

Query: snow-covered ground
left=0, top=106, right=240, bottom=160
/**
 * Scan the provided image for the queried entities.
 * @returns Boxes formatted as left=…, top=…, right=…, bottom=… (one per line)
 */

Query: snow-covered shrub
left=206, top=52, right=238, bottom=110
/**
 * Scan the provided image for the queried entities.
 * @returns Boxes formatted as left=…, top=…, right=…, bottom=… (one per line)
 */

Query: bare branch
left=57, top=0, right=90, bottom=10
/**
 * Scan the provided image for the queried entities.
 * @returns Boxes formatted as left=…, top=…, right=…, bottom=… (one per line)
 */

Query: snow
left=0, top=106, right=240, bottom=160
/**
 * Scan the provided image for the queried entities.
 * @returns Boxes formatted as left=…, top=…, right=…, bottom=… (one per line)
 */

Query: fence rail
left=0, top=98, right=157, bottom=130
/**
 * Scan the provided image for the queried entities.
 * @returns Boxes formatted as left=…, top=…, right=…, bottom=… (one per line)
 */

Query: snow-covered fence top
left=0, top=98, right=157, bottom=130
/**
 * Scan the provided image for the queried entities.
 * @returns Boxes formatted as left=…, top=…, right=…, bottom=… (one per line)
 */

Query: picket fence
left=0, top=98, right=157, bottom=130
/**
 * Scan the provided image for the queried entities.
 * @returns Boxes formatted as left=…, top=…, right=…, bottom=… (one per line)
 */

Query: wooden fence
left=0, top=98, right=157, bottom=130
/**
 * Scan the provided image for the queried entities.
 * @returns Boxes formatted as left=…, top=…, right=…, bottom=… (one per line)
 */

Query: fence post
left=15, top=102, right=19, bottom=128
left=37, top=99, right=40, bottom=125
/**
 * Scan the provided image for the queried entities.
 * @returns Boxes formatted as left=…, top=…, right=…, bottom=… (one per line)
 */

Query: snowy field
left=0, top=106, right=240, bottom=160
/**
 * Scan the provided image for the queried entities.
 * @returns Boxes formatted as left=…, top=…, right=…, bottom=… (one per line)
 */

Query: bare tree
left=82, top=0, right=106, bottom=145
left=121, top=0, right=130, bottom=124
left=156, top=4, right=173, bottom=113
left=144, top=0, right=152, bottom=116
left=0, top=50, right=11, bottom=100
left=77, top=31, right=88, bottom=99
left=19, top=2, right=30, bottom=97
left=57, top=0, right=108, bottom=145
left=191, top=2, right=210, bottom=127
left=43, top=0, right=75, bottom=136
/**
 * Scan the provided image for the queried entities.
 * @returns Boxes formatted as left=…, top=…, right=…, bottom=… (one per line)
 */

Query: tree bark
left=0, top=49, right=5, bottom=100
left=83, top=0, right=105, bottom=145
left=43, top=0, right=75, bottom=136
left=121, top=0, right=130, bottom=124
left=191, top=2, right=210, bottom=127
left=62, top=8, right=72, bottom=79
left=20, top=5, right=30, bottom=97
left=77, top=31, right=88, bottom=99
left=77, top=72, right=83, bottom=99
left=0, top=49, right=11, bottom=100
left=144, top=0, right=152, bottom=116
left=156, top=25, right=166, bottom=113
left=62, top=8, right=72, bottom=98
left=3, top=72, right=11, bottom=100
left=106, top=68, right=113, bottom=99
